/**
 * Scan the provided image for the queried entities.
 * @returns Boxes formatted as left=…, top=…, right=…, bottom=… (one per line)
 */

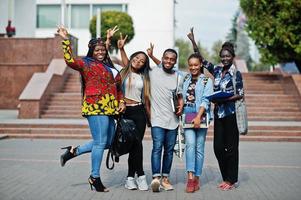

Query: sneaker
left=136, top=175, right=148, bottom=191
left=161, top=177, right=174, bottom=191
left=150, top=178, right=161, bottom=192
left=125, top=177, right=137, bottom=190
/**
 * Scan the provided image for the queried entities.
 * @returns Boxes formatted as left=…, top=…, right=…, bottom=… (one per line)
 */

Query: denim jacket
left=203, top=61, right=244, bottom=119
left=182, top=73, right=213, bottom=115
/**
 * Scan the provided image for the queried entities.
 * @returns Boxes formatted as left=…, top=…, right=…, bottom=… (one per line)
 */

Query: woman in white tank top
left=117, top=34, right=151, bottom=191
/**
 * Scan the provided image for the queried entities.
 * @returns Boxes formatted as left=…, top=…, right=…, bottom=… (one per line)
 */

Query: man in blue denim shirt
left=188, top=28, right=245, bottom=191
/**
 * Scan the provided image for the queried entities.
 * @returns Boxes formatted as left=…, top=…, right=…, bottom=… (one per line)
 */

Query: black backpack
left=106, top=116, right=138, bottom=170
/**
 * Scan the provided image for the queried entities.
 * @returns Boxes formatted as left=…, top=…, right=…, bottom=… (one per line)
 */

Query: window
left=37, top=5, right=61, bottom=28
left=71, top=5, right=89, bottom=28
left=92, top=4, right=123, bottom=16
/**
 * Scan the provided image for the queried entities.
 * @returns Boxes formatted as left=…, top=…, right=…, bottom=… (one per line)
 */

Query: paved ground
left=2, top=109, right=301, bottom=127
left=0, top=138, right=301, bottom=200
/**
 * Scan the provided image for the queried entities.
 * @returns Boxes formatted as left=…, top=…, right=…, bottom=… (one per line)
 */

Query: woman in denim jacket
left=182, top=53, right=213, bottom=193
left=188, top=28, right=244, bottom=191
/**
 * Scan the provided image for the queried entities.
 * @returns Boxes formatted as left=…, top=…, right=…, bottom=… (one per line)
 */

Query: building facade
left=1, top=0, right=175, bottom=58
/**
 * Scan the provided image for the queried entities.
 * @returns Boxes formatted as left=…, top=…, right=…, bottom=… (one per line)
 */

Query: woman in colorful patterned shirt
left=57, top=25, right=126, bottom=192
left=188, top=28, right=245, bottom=191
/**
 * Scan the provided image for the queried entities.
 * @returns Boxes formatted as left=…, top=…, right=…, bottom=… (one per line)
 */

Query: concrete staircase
left=41, top=73, right=82, bottom=118
left=1, top=72, right=301, bottom=142
left=244, top=73, right=301, bottom=121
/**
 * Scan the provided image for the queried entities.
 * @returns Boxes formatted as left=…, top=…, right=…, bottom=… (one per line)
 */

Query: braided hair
left=86, top=38, right=114, bottom=68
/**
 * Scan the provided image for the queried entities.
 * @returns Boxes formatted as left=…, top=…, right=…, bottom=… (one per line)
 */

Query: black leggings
left=123, top=104, right=147, bottom=177
left=213, top=114, right=239, bottom=184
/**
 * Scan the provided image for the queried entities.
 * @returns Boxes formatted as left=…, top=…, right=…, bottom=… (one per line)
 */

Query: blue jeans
left=184, top=105, right=207, bottom=177
left=76, top=115, right=115, bottom=178
left=151, top=127, right=177, bottom=177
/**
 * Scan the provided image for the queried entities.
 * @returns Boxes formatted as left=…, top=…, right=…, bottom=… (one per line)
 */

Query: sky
left=175, top=0, right=240, bottom=52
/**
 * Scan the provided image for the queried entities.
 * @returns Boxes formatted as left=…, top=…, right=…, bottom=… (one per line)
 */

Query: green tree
left=175, top=39, right=191, bottom=69
left=226, top=11, right=239, bottom=42
left=175, top=39, right=210, bottom=69
left=240, top=0, right=301, bottom=72
left=90, top=11, right=134, bottom=53
left=211, top=40, right=223, bottom=65
left=226, top=10, right=252, bottom=70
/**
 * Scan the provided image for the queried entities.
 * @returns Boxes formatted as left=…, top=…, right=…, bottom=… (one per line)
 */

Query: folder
left=207, top=91, right=234, bottom=101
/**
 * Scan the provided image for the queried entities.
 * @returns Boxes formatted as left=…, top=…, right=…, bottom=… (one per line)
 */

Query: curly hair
left=219, top=41, right=235, bottom=57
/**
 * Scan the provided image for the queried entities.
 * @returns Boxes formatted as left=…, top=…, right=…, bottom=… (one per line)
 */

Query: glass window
left=71, top=5, right=89, bottom=29
left=37, top=5, right=61, bottom=28
left=92, top=4, right=123, bottom=16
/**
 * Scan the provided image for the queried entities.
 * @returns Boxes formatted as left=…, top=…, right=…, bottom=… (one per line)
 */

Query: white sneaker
left=125, top=177, right=137, bottom=190
left=136, top=175, right=148, bottom=191
left=150, top=178, right=161, bottom=192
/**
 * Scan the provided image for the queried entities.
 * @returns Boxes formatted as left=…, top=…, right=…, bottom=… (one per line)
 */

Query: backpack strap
left=106, top=148, right=115, bottom=170
left=203, top=76, right=209, bottom=86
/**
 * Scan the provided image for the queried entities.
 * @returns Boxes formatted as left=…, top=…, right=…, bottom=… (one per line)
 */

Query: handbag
left=106, top=116, right=138, bottom=170
left=232, top=69, right=248, bottom=135
left=183, top=112, right=209, bottom=128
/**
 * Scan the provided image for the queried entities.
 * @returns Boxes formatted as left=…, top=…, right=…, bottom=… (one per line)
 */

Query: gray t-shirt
left=149, top=65, right=183, bottom=129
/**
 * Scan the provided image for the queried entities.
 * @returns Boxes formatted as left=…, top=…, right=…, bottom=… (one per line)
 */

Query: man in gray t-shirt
left=147, top=47, right=184, bottom=192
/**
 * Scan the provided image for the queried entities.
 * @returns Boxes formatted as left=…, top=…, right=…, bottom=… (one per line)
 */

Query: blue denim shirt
left=182, top=73, right=213, bottom=115
left=203, top=61, right=244, bottom=119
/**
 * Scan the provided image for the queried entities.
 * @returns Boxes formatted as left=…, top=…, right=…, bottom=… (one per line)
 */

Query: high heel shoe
left=88, top=176, right=109, bottom=192
left=60, top=146, right=77, bottom=167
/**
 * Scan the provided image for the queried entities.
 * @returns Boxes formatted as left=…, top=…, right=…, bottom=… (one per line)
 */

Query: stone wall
left=0, top=34, right=63, bottom=109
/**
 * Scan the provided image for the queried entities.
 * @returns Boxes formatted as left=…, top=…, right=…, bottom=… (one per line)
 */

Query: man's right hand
left=146, top=42, right=154, bottom=57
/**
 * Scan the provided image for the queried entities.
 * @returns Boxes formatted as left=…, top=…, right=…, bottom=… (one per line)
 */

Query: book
left=182, top=113, right=209, bottom=128
left=207, top=91, right=234, bottom=101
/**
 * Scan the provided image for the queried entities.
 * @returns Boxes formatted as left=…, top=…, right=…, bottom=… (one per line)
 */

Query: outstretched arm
left=147, top=42, right=161, bottom=65
left=57, top=25, right=84, bottom=71
left=117, top=33, right=129, bottom=67
left=187, top=27, right=203, bottom=59
left=187, top=27, right=215, bottom=75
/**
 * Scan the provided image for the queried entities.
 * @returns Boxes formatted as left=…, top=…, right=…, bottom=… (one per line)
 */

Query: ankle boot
left=88, top=176, right=109, bottom=192
left=186, top=179, right=195, bottom=193
left=60, top=146, right=77, bottom=167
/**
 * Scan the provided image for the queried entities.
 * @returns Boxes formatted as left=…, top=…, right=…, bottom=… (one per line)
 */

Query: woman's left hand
left=106, top=25, right=119, bottom=39
left=192, top=117, right=201, bottom=129
left=118, top=102, right=126, bottom=113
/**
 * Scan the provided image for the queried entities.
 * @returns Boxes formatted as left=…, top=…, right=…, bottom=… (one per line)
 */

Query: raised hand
left=57, top=25, right=68, bottom=40
left=187, top=27, right=195, bottom=41
left=117, top=33, right=128, bottom=49
left=106, top=25, right=119, bottom=40
left=146, top=42, right=154, bottom=57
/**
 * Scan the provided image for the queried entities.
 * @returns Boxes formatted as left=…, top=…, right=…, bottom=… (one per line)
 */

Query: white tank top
left=124, top=72, right=143, bottom=102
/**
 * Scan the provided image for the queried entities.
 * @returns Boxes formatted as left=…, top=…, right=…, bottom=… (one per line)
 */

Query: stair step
left=0, top=127, right=89, bottom=134
left=41, top=114, right=83, bottom=118
left=248, top=116, right=301, bottom=120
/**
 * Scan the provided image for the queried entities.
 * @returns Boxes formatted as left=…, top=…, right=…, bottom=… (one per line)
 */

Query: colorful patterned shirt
left=203, top=60, right=244, bottom=119
left=62, top=39, right=123, bottom=116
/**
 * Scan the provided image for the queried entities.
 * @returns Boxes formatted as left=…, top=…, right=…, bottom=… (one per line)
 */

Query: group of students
left=57, top=25, right=244, bottom=193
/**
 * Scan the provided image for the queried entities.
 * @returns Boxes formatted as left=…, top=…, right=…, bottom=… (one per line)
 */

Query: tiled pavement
left=0, top=138, right=301, bottom=200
